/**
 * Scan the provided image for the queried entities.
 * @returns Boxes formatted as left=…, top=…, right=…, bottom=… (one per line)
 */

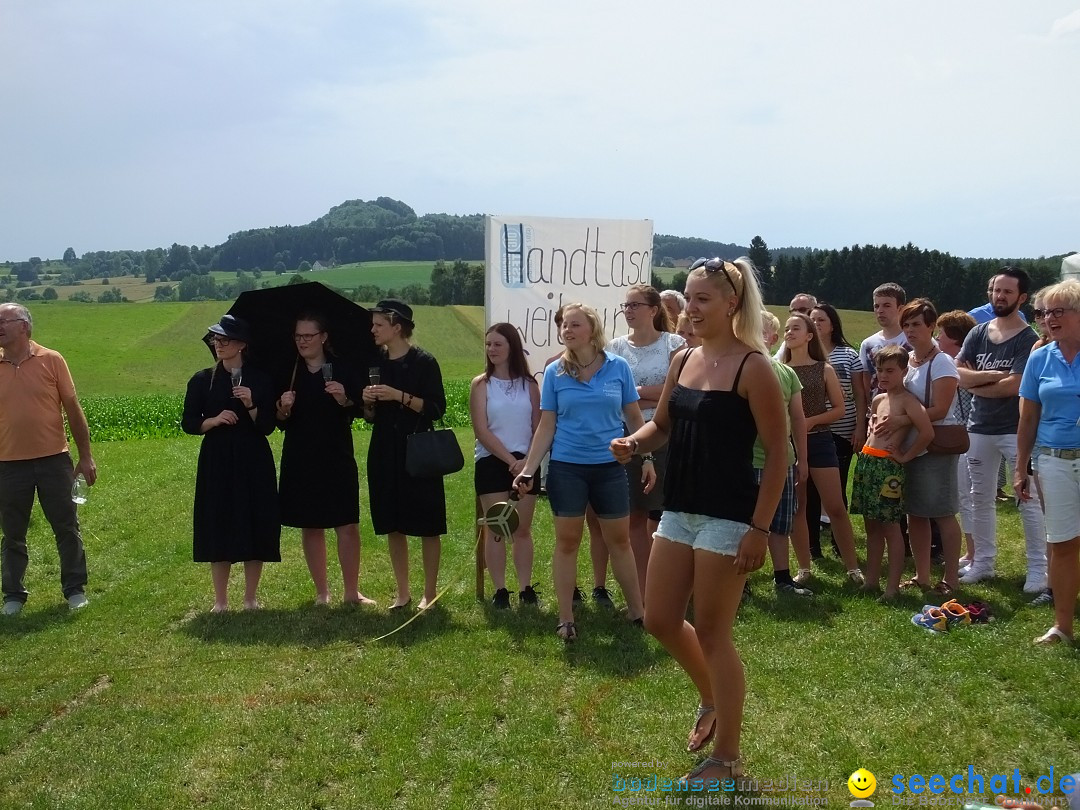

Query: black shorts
left=807, top=431, right=839, bottom=468
left=474, top=452, right=539, bottom=496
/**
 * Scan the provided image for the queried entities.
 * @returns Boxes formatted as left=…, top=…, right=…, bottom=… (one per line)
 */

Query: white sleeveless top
left=474, top=377, right=534, bottom=461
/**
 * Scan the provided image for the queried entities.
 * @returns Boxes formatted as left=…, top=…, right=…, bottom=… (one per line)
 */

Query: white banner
left=484, top=215, right=654, bottom=377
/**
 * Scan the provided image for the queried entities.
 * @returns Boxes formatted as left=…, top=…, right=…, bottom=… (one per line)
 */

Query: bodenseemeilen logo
left=890, top=767, right=1077, bottom=797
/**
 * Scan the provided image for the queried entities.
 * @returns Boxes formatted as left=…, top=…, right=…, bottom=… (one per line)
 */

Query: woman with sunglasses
left=183, top=315, right=280, bottom=612
left=608, top=284, right=686, bottom=598
left=612, top=257, right=787, bottom=784
left=806, top=304, right=866, bottom=559
left=276, top=312, right=372, bottom=607
left=363, top=299, right=448, bottom=611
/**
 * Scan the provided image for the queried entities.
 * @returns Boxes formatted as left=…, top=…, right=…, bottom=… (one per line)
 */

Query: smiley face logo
left=848, top=768, right=877, bottom=799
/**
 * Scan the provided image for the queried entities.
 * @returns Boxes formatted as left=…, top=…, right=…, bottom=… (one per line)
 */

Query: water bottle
left=71, top=473, right=88, bottom=505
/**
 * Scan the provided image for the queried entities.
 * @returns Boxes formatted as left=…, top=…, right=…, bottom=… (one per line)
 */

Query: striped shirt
left=827, top=345, right=861, bottom=440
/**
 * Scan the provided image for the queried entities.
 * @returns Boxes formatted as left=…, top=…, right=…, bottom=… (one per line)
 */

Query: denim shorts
left=806, top=430, right=839, bottom=468
left=655, top=510, right=748, bottom=557
left=546, top=460, right=629, bottom=519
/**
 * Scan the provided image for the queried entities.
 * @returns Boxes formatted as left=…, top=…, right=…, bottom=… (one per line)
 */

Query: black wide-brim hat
left=206, top=314, right=252, bottom=343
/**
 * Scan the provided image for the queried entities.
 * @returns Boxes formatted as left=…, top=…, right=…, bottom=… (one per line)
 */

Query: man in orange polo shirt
left=0, top=302, right=97, bottom=615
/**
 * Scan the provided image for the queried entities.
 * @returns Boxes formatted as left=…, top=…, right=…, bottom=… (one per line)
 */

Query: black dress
left=367, top=347, right=448, bottom=537
left=182, top=364, right=281, bottom=563
left=278, top=358, right=363, bottom=528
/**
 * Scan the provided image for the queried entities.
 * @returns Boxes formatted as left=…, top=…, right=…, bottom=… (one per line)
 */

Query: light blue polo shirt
left=1019, top=342, right=1080, bottom=448
left=541, top=351, right=639, bottom=465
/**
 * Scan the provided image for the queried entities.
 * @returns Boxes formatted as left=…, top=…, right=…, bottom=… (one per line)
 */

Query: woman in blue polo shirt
left=1016, top=279, right=1080, bottom=646
left=514, top=303, right=647, bottom=642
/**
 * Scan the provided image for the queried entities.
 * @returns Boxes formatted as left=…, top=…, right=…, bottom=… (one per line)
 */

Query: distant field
left=28, top=300, right=489, bottom=396
left=0, top=261, right=447, bottom=304
left=208, top=261, right=448, bottom=296
left=25, top=297, right=879, bottom=397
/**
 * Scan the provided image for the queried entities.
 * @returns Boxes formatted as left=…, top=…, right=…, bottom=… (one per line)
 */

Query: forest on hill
left=4, top=196, right=1071, bottom=311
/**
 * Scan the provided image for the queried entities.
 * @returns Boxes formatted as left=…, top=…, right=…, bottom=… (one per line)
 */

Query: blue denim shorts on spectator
left=546, top=459, right=629, bottom=519
left=656, top=510, right=748, bottom=556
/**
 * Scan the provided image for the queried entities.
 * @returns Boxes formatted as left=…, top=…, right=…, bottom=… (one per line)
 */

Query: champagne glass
left=368, top=366, right=381, bottom=386
left=230, top=367, right=242, bottom=388
left=321, top=363, right=333, bottom=383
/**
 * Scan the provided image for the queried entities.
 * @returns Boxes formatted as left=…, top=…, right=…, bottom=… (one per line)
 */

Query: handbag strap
left=921, top=350, right=939, bottom=408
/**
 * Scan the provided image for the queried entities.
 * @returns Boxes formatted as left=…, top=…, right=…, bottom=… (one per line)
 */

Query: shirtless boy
left=850, top=345, right=934, bottom=598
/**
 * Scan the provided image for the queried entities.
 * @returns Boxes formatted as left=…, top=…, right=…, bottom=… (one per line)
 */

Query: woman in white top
left=469, top=323, right=541, bottom=608
left=898, top=298, right=963, bottom=593
left=609, top=284, right=686, bottom=598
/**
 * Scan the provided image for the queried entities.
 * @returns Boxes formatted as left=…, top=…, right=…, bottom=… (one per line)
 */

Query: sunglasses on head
left=689, top=257, right=738, bottom=296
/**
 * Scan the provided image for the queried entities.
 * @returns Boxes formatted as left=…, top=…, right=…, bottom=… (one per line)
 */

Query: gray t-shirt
left=956, top=322, right=1037, bottom=435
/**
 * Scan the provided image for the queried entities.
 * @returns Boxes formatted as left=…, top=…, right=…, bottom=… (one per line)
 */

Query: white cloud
left=1050, top=8, right=1080, bottom=37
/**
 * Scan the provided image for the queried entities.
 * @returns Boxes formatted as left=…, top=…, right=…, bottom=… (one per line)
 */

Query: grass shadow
left=0, top=604, right=74, bottom=638
left=178, top=601, right=463, bottom=649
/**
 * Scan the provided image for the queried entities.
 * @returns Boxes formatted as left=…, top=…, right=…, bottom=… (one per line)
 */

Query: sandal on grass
left=555, top=621, right=577, bottom=643
left=681, top=756, right=745, bottom=787
left=1034, top=626, right=1072, bottom=646
left=687, top=704, right=716, bottom=753
left=930, top=581, right=954, bottom=596
left=900, top=577, right=929, bottom=591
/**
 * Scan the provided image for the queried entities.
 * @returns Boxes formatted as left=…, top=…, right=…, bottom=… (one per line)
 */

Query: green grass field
left=2, top=294, right=1077, bottom=807
left=27, top=300, right=488, bottom=397
left=0, top=434, right=1076, bottom=808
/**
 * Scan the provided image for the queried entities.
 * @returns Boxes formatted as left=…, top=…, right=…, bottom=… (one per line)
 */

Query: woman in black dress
left=182, top=315, right=280, bottom=612
left=275, top=312, right=374, bottom=606
left=362, top=299, right=448, bottom=610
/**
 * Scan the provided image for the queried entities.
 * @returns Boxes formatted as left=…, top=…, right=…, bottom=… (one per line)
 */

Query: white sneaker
left=1023, top=575, right=1048, bottom=594
left=959, top=566, right=995, bottom=585
left=2, top=600, right=23, bottom=616
left=67, top=593, right=89, bottom=610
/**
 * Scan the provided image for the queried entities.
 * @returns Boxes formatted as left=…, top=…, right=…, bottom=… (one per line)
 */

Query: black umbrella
left=204, top=281, right=377, bottom=389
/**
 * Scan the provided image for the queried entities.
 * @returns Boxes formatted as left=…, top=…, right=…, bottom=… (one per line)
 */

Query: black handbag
left=406, top=425, right=464, bottom=478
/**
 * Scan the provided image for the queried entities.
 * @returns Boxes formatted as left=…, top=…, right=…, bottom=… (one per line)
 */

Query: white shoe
left=1022, top=575, right=1048, bottom=594
left=792, top=568, right=813, bottom=585
left=2, top=600, right=23, bottom=616
left=67, top=593, right=89, bottom=610
left=959, top=566, right=995, bottom=585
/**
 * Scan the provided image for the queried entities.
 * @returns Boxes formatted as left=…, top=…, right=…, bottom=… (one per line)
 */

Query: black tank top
left=663, top=349, right=759, bottom=522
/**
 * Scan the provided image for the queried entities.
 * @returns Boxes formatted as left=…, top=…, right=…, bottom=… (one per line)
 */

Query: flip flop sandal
left=1034, top=626, right=1073, bottom=646
left=681, top=756, right=745, bottom=788
left=555, top=621, right=577, bottom=643
left=687, top=704, right=716, bottom=753
left=900, top=577, right=930, bottom=591
left=930, top=581, right=954, bottom=596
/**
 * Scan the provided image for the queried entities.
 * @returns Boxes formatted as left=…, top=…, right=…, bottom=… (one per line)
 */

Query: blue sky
left=2, top=0, right=1078, bottom=261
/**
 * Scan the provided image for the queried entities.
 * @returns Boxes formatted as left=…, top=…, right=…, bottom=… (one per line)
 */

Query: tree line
left=765, top=242, right=1065, bottom=311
